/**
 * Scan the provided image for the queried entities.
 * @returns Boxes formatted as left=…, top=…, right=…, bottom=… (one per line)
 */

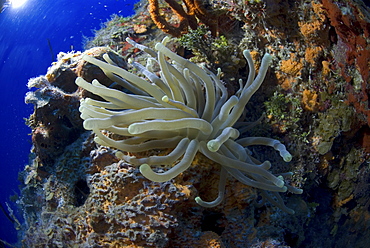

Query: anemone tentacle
left=76, top=37, right=302, bottom=213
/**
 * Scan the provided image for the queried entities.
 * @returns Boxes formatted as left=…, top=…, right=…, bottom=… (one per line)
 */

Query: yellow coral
left=305, top=46, right=323, bottom=65
left=302, top=89, right=319, bottom=111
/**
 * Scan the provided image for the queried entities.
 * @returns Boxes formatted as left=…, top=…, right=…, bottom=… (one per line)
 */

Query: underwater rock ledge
left=18, top=0, right=370, bottom=247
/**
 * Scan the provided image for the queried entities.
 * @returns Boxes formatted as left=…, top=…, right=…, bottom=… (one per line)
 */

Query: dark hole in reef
left=341, top=197, right=357, bottom=212
left=284, top=230, right=299, bottom=247
left=74, top=179, right=90, bottom=207
left=306, top=186, right=332, bottom=215
left=68, top=127, right=83, bottom=143
left=200, top=210, right=225, bottom=235
left=182, top=47, right=195, bottom=60
left=60, top=115, right=74, bottom=128
left=329, top=26, right=338, bottom=44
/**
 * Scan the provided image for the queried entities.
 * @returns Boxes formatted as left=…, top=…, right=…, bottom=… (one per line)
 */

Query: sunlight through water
left=10, top=0, right=27, bottom=8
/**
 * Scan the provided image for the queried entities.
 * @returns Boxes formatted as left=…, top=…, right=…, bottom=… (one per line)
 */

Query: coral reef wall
left=19, top=0, right=369, bottom=247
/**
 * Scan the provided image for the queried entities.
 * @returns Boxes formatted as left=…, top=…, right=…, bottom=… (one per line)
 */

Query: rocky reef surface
left=17, top=0, right=369, bottom=247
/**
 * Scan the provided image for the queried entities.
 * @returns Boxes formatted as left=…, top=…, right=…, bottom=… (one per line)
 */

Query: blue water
left=0, top=0, right=138, bottom=244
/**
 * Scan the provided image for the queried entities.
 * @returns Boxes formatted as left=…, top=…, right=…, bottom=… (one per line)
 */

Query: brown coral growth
left=322, top=0, right=370, bottom=126
left=148, top=0, right=218, bottom=37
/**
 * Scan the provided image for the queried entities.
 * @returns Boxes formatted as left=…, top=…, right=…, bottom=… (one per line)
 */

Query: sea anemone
left=76, top=37, right=302, bottom=214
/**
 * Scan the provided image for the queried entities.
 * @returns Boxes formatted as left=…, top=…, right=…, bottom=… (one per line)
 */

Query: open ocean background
left=0, top=0, right=139, bottom=245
